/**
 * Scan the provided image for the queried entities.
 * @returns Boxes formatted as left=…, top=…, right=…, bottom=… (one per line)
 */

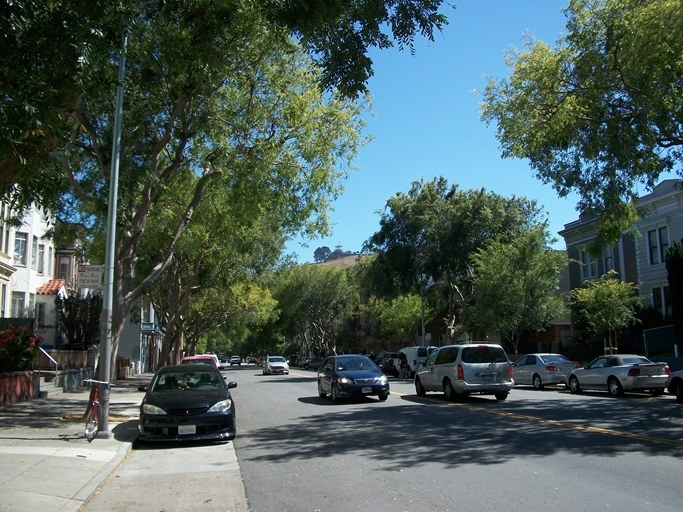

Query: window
left=48, top=247, right=53, bottom=276
left=652, top=286, right=671, bottom=318
left=1, top=284, right=6, bottom=317
left=58, top=259, right=69, bottom=280
left=36, top=303, right=46, bottom=328
left=603, top=246, right=615, bottom=272
left=37, top=244, right=45, bottom=274
left=14, top=232, right=27, bottom=265
left=579, top=249, right=599, bottom=279
left=648, top=226, right=669, bottom=265
left=11, top=292, right=25, bottom=318
left=31, top=235, right=38, bottom=269
left=28, top=293, right=35, bottom=317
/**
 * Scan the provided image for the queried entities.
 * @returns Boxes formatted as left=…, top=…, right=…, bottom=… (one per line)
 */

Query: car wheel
left=532, top=374, right=544, bottom=390
left=331, top=382, right=341, bottom=403
left=607, top=377, right=624, bottom=397
left=568, top=375, right=581, bottom=394
left=676, top=381, right=683, bottom=404
left=443, top=378, right=456, bottom=402
left=378, top=394, right=388, bottom=401
left=304, top=364, right=309, bottom=370
left=318, top=380, right=327, bottom=398
left=495, top=393, right=508, bottom=401
left=415, top=377, right=426, bottom=397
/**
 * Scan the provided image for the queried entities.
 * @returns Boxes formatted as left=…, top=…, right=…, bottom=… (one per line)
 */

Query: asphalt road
left=83, top=364, right=683, bottom=511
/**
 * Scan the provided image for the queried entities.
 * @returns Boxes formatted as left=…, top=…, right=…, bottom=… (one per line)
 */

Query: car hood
left=143, top=389, right=231, bottom=409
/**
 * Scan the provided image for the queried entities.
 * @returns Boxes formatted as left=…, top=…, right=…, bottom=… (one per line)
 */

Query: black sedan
left=137, top=364, right=237, bottom=442
left=317, top=354, right=390, bottom=402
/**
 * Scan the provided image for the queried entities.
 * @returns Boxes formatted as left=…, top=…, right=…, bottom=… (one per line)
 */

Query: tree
left=272, top=264, right=358, bottom=356
left=366, top=177, right=545, bottom=338
left=465, top=227, right=568, bottom=356
left=314, top=246, right=332, bottom=263
left=572, top=270, right=641, bottom=354
left=1, top=0, right=449, bottom=209
left=55, top=291, right=103, bottom=349
left=480, top=0, right=683, bottom=247
left=363, top=294, right=425, bottom=345
left=665, top=239, right=683, bottom=345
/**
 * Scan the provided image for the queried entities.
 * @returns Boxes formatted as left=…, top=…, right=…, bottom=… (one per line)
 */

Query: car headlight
left=208, top=399, right=233, bottom=413
left=339, top=377, right=351, bottom=384
left=378, top=376, right=388, bottom=384
left=142, top=403, right=167, bottom=415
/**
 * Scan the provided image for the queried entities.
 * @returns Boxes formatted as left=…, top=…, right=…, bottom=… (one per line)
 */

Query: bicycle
left=83, top=379, right=114, bottom=442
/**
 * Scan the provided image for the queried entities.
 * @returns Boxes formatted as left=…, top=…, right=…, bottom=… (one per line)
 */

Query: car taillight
left=457, top=364, right=464, bottom=380
left=545, top=365, right=559, bottom=372
left=574, top=364, right=581, bottom=369
left=627, top=368, right=640, bottom=377
left=665, top=366, right=671, bottom=375
left=509, top=363, right=513, bottom=378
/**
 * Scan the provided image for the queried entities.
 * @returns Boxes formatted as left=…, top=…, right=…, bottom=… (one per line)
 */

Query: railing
left=37, top=346, right=58, bottom=386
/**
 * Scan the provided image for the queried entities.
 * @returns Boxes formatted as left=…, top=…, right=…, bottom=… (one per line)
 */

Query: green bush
left=0, top=325, right=42, bottom=372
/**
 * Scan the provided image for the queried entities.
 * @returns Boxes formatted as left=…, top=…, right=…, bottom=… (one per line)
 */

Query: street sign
left=77, top=264, right=103, bottom=289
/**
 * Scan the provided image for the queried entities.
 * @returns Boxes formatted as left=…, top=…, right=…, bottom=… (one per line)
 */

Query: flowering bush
left=0, top=325, right=42, bottom=373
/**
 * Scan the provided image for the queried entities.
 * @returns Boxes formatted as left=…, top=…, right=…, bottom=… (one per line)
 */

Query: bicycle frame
left=83, top=379, right=112, bottom=442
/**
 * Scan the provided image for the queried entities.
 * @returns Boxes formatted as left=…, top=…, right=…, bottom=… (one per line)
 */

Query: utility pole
left=98, top=32, right=127, bottom=439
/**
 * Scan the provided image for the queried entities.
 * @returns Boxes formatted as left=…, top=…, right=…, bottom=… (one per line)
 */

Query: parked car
left=288, top=355, right=300, bottom=367
left=230, top=356, right=241, bottom=366
left=303, top=357, right=325, bottom=370
left=513, top=353, right=579, bottom=389
left=262, top=356, right=290, bottom=375
left=374, top=352, right=398, bottom=376
left=317, top=354, right=390, bottom=402
left=246, top=356, right=257, bottom=364
left=397, top=346, right=430, bottom=378
left=666, top=370, right=683, bottom=403
left=180, top=355, right=219, bottom=369
left=137, top=363, right=237, bottom=442
left=415, top=343, right=514, bottom=401
left=566, top=354, right=671, bottom=397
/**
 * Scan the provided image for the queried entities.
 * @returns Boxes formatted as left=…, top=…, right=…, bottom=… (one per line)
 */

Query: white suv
left=415, top=343, right=513, bottom=401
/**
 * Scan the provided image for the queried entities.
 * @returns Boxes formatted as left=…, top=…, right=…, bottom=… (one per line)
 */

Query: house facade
left=559, top=179, right=682, bottom=319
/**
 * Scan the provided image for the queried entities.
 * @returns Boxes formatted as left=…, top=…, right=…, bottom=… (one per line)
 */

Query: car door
left=319, top=357, right=334, bottom=393
left=514, top=355, right=535, bottom=385
left=581, top=356, right=610, bottom=389
left=419, top=351, right=439, bottom=390
left=432, top=346, right=459, bottom=389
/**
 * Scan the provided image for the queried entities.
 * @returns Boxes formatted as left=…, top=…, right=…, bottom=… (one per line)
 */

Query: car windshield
left=461, top=346, right=508, bottom=364
left=181, top=358, right=214, bottom=365
left=269, top=357, right=286, bottom=363
left=335, top=356, right=378, bottom=371
left=151, top=370, right=222, bottom=391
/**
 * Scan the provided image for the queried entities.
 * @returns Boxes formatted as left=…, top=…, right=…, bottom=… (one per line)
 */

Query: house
left=559, top=179, right=682, bottom=317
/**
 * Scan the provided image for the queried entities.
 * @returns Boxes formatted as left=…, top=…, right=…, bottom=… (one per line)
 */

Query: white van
left=397, top=346, right=430, bottom=377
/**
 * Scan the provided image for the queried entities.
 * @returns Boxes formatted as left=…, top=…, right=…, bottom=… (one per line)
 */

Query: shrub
left=0, top=325, right=42, bottom=373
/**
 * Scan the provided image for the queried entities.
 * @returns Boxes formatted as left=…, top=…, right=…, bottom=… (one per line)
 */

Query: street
left=84, top=364, right=683, bottom=511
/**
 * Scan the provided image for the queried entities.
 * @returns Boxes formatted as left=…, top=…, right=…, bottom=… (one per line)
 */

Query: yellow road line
left=391, top=391, right=683, bottom=448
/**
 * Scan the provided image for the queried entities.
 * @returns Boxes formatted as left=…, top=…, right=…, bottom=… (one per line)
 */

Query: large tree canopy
left=366, top=176, right=545, bottom=338
left=480, top=0, right=683, bottom=247
left=1, top=0, right=449, bottom=208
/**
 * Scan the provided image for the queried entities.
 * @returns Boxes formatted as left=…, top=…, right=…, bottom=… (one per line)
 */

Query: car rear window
left=417, top=347, right=429, bottom=357
left=461, top=346, right=508, bottom=364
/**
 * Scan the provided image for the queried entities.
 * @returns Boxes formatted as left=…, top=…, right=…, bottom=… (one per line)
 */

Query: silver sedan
left=513, top=353, right=579, bottom=389
left=567, top=354, right=670, bottom=397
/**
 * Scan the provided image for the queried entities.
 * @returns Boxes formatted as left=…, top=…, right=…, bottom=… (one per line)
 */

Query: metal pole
left=98, top=32, right=127, bottom=438
left=420, top=276, right=425, bottom=346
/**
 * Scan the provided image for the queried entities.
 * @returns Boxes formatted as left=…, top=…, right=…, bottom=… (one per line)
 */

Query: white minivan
left=415, top=343, right=514, bottom=401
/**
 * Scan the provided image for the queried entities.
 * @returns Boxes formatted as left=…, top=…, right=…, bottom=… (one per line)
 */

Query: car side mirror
left=227, top=381, right=237, bottom=389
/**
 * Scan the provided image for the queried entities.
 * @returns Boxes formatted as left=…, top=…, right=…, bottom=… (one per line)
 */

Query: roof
left=36, top=279, right=66, bottom=295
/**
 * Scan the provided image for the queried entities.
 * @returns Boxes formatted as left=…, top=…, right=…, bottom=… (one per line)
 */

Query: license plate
left=362, top=387, right=372, bottom=394
left=179, top=425, right=196, bottom=435
left=482, top=375, right=494, bottom=383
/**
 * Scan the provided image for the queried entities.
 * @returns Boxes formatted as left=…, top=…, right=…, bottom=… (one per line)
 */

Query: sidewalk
left=0, top=373, right=152, bottom=512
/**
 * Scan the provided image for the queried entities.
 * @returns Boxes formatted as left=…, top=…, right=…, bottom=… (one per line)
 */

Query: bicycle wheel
left=84, top=402, right=100, bottom=442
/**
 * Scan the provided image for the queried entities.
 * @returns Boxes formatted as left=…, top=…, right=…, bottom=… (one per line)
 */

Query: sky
left=287, top=0, right=581, bottom=262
